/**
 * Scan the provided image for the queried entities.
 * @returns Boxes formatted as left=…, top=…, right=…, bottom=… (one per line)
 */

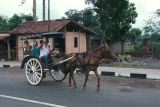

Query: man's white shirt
left=39, top=44, right=49, bottom=58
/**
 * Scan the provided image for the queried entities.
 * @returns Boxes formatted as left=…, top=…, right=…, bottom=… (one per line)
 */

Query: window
left=74, top=37, right=78, bottom=48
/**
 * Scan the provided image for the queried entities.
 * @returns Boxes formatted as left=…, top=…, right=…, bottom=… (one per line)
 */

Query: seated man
left=23, top=40, right=32, bottom=56
left=39, top=38, right=49, bottom=69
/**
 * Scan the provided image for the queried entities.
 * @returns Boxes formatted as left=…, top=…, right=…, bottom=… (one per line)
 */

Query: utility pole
left=43, top=0, right=45, bottom=21
left=48, top=0, right=50, bottom=32
left=33, top=0, right=37, bottom=21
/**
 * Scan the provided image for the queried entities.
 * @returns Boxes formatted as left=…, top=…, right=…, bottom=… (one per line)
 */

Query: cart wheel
left=25, top=58, right=43, bottom=85
left=50, top=66, right=67, bottom=82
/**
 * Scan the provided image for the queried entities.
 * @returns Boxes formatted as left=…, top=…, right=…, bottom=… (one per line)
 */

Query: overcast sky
left=0, top=0, right=160, bottom=29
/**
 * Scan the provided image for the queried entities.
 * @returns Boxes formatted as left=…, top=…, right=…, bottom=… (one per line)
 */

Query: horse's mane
left=93, top=46, right=103, bottom=52
left=92, top=44, right=111, bottom=53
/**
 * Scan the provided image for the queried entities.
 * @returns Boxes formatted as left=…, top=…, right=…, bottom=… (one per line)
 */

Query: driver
left=39, top=38, right=50, bottom=69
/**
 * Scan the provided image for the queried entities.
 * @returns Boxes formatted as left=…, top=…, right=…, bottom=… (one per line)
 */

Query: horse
left=64, top=43, right=114, bottom=91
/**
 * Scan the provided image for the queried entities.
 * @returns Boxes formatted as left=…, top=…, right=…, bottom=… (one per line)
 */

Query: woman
left=32, top=40, right=40, bottom=59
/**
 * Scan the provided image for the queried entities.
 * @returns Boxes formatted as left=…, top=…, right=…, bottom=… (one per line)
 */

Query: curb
left=0, top=62, right=21, bottom=68
left=3, top=65, right=11, bottom=68
left=98, top=66, right=160, bottom=79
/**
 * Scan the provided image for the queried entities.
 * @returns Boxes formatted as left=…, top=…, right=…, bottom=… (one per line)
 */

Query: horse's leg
left=83, top=70, right=89, bottom=90
left=68, top=70, right=73, bottom=87
left=94, top=70, right=100, bottom=92
left=71, top=71, right=77, bottom=88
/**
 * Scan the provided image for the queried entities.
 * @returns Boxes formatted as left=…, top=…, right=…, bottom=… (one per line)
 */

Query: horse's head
left=100, top=42, right=116, bottom=59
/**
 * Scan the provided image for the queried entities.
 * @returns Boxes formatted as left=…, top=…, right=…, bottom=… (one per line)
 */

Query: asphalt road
left=0, top=67, right=160, bottom=107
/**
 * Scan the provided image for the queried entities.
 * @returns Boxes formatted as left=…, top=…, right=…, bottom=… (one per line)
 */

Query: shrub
left=116, top=54, right=132, bottom=62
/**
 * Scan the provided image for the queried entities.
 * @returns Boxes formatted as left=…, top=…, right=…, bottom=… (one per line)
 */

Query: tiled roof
left=9, top=19, right=97, bottom=35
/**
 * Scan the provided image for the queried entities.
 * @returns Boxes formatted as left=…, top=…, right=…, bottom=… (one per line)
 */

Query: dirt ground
left=109, top=57, right=160, bottom=69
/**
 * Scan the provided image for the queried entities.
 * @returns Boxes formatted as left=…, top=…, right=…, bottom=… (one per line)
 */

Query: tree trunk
left=48, top=0, right=50, bottom=32
left=121, top=39, right=124, bottom=54
left=43, top=0, right=45, bottom=21
left=33, top=0, right=37, bottom=21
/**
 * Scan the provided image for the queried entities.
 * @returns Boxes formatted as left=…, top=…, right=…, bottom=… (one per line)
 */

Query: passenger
left=39, top=38, right=49, bottom=69
left=21, top=40, right=32, bottom=69
left=23, top=40, right=32, bottom=57
left=32, top=40, right=40, bottom=59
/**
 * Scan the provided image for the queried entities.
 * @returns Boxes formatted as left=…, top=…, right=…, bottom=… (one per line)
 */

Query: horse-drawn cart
left=20, top=32, right=112, bottom=91
left=21, top=32, right=75, bottom=85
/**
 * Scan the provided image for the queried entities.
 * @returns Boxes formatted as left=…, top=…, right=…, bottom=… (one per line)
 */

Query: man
left=39, top=38, right=50, bottom=69
left=23, top=40, right=32, bottom=56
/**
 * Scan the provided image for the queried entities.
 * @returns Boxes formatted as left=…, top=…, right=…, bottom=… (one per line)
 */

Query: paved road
left=0, top=67, right=160, bottom=107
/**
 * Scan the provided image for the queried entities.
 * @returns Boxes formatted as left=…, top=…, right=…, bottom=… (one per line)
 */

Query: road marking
left=0, top=94, right=67, bottom=107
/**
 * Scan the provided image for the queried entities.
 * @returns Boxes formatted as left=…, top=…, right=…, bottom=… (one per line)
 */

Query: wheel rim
left=25, top=58, right=43, bottom=85
left=50, top=68, right=66, bottom=81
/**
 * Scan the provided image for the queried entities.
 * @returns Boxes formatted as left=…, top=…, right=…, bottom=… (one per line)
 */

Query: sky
left=0, top=0, right=160, bottom=29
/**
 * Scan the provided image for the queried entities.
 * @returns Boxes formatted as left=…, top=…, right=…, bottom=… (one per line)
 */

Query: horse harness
left=74, top=47, right=105, bottom=67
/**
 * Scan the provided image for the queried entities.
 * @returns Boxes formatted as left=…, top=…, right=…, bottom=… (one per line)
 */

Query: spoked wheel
left=50, top=65, right=67, bottom=82
left=25, top=58, right=43, bottom=85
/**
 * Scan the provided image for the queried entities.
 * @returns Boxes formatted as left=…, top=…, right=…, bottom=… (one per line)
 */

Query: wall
left=65, top=32, right=86, bottom=54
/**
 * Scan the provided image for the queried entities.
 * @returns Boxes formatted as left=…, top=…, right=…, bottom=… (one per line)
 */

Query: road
left=0, top=67, right=160, bottom=107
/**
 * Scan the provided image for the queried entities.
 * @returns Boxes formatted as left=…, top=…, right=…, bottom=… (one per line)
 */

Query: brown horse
left=65, top=43, right=114, bottom=91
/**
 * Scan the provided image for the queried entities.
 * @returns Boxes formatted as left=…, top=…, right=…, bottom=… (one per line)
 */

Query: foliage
left=125, top=28, right=142, bottom=44
left=65, top=8, right=103, bottom=40
left=8, top=14, right=33, bottom=30
left=143, top=9, right=160, bottom=39
left=85, top=0, right=138, bottom=43
left=116, top=54, right=132, bottom=62
left=21, top=0, right=26, bottom=5
left=152, top=42, right=160, bottom=52
left=124, top=41, right=143, bottom=53
left=0, top=16, right=9, bottom=31
left=133, top=43, right=143, bottom=50
left=0, top=14, right=34, bottom=31
left=8, top=14, right=23, bottom=30
left=65, top=9, right=83, bottom=22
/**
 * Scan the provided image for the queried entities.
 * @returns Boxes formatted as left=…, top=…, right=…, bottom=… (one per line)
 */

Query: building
left=10, top=19, right=97, bottom=61
left=0, top=32, right=12, bottom=60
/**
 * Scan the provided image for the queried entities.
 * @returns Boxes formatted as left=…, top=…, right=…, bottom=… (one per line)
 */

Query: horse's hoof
left=97, top=88, right=100, bottom=92
left=83, top=87, right=86, bottom=91
left=74, top=85, right=77, bottom=88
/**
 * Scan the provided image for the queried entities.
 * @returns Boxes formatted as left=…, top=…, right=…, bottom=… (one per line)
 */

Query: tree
left=65, top=8, right=103, bottom=40
left=21, top=14, right=34, bottom=22
left=8, top=14, right=23, bottom=30
left=143, top=9, right=160, bottom=58
left=0, top=14, right=34, bottom=31
left=126, top=28, right=142, bottom=44
left=0, top=16, right=8, bottom=31
left=65, top=9, right=83, bottom=22
left=8, top=14, right=34, bottom=30
left=86, top=0, right=138, bottom=53
left=143, top=9, right=160, bottom=40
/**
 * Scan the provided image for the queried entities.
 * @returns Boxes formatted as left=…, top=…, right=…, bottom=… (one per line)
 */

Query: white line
left=0, top=95, right=67, bottom=107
